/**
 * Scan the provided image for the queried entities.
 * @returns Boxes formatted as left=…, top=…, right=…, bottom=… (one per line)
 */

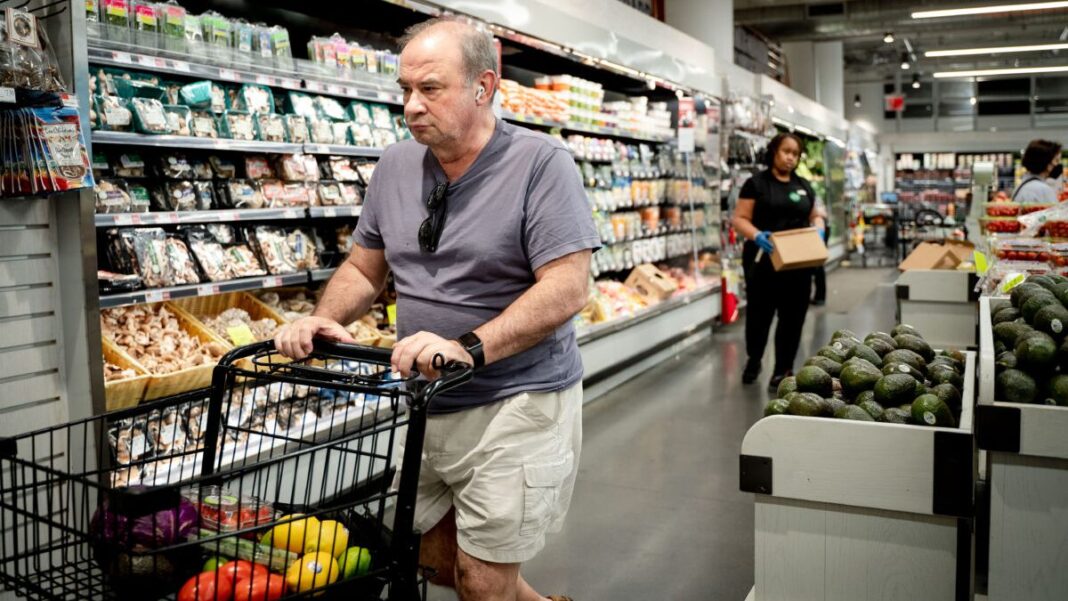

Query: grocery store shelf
left=87, top=42, right=403, bottom=106
left=577, top=284, right=719, bottom=345
left=99, top=272, right=310, bottom=309
left=308, top=205, right=362, bottom=219
left=309, top=268, right=337, bottom=282
left=501, top=111, right=672, bottom=144
left=88, top=45, right=304, bottom=91
left=93, top=131, right=304, bottom=154
left=303, top=144, right=383, bottom=157
left=92, top=131, right=390, bottom=157
left=95, top=208, right=305, bottom=227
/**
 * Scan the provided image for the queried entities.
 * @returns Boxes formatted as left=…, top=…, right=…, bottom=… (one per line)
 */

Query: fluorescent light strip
left=934, top=65, right=1068, bottom=78
left=913, top=1, right=1068, bottom=18
left=926, top=42, right=1068, bottom=57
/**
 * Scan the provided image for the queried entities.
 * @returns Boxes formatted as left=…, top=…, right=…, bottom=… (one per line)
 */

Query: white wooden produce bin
left=976, top=296, right=1068, bottom=601
left=740, top=351, right=977, bottom=601
left=896, top=269, right=980, bottom=350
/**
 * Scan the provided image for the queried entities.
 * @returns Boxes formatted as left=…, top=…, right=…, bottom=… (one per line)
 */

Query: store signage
left=885, top=94, right=906, bottom=112
left=677, top=96, right=695, bottom=153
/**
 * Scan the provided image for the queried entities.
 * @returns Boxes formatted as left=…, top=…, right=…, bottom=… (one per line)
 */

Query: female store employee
left=732, top=132, right=825, bottom=391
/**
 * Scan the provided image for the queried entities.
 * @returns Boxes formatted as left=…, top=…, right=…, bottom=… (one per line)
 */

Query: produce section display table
left=740, top=352, right=976, bottom=601
left=976, top=296, right=1068, bottom=601
left=896, top=269, right=980, bottom=350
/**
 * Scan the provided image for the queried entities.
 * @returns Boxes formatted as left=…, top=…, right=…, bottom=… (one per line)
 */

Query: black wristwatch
left=456, top=331, right=485, bottom=369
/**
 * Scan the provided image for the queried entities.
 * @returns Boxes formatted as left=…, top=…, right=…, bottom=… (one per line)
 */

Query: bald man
left=274, top=17, right=598, bottom=601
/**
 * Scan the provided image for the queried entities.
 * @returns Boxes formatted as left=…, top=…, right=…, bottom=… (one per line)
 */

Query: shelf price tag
left=262, top=276, right=283, bottom=288
left=145, top=290, right=169, bottom=303
left=218, top=68, right=237, bottom=81
left=327, top=84, right=343, bottom=95
left=112, top=52, right=133, bottom=64
left=283, top=209, right=299, bottom=219
left=386, top=304, right=397, bottom=326
left=226, top=324, right=257, bottom=346
left=376, top=91, right=394, bottom=102
left=114, top=214, right=134, bottom=226
left=221, top=211, right=239, bottom=222
left=323, top=207, right=337, bottom=218
left=170, top=60, right=191, bottom=73
left=160, top=212, right=179, bottom=224
left=309, top=144, right=328, bottom=154
left=0, top=87, right=15, bottom=104
left=196, top=283, right=220, bottom=297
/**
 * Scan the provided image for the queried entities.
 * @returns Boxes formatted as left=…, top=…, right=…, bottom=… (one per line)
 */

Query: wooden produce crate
left=137, top=305, right=229, bottom=401
left=740, top=351, right=977, bottom=601
left=170, top=291, right=288, bottom=341
left=102, top=338, right=150, bottom=411
left=976, top=296, right=1068, bottom=601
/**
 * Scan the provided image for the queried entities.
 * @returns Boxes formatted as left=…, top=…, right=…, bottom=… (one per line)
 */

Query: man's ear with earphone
left=476, top=85, right=485, bottom=101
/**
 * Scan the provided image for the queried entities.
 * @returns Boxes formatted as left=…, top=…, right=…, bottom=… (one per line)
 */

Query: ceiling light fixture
left=934, top=65, right=1068, bottom=77
left=853, top=94, right=861, bottom=108
left=925, top=42, right=1068, bottom=57
left=884, top=32, right=895, bottom=44
left=901, top=53, right=911, bottom=69
left=969, top=96, right=978, bottom=105
left=912, top=74, right=921, bottom=89
left=912, top=1, right=1068, bottom=19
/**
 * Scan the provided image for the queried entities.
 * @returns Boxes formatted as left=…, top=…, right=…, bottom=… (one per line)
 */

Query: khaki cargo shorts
left=394, top=383, right=582, bottom=564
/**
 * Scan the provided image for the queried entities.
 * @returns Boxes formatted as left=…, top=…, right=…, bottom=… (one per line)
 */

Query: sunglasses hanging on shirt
left=418, top=181, right=449, bottom=253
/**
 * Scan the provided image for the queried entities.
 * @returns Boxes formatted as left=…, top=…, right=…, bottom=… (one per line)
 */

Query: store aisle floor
left=427, top=266, right=899, bottom=601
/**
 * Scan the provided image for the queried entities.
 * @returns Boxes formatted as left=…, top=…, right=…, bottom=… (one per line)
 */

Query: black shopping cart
left=0, top=340, right=471, bottom=601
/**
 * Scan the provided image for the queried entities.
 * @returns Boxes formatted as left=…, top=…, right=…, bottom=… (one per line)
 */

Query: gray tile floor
left=428, top=267, right=899, bottom=601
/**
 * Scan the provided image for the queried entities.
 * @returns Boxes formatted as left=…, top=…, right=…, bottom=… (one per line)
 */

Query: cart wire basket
left=0, top=339, right=472, bottom=601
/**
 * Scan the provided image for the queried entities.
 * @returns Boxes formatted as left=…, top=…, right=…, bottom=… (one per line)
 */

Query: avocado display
left=911, top=394, right=956, bottom=428
left=1027, top=274, right=1059, bottom=293
left=994, top=351, right=1017, bottom=372
left=893, top=334, right=935, bottom=363
left=993, top=321, right=1034, bottom=347
left=989, top=299, right=1012, bottom=315
left=1021, top=293, right=1059, bottom=323
left=882, top=362, right=924, bottom=382
left=759, top=325, right=967, bottom=427
left=1009, top=282, right=1045, bottom=307
left=804, top=356, right=842, bottom=378
left=883, top=349, right=926, bottom=374
left=857, top=399, right=885, bottom=420
left=874, top=374, right=918, bottom=406
left=864, top=331, right=896, bottom=348
left=1045, top=374, right=1068, bottom=406
left=992, top=307, right=1022, bottom=325
left=817, top=346, right=848, bottom=364
left=776, top=376, right=798, bottom=399
left=1033, top=303, right=1068, bottom=339
left=832, top=329, right=859, bottom=341
left=878, top=407, right=911, bottom=424
left=764, top=397, right=791, bottom=417
left=840, top=361, right=882, bottom=399
left=795, top=366, right=834, bottom=397
left=1015, top=332, right=1057, bottom=373
left=928, top=364, right=964, bottom=389
left=995, top=339, right=1008, bottom=355
left=930, top=383, right=963, bottom=412
left=847, top=344, right=883, bottom=368
left=835, top=405, right=875, bottom=421
left=996, top=369, right=1038, bottom=404
left=891, top=324, right=920, bottom=338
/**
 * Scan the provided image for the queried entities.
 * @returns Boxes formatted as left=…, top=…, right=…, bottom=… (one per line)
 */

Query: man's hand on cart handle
left=392, top=331, right=474, bottom=380
left=273, top=316, right=357, bottom=360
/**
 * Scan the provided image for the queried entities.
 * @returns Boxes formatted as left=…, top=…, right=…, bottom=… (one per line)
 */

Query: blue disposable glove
left=819, top=228, right=828, bottom=243
left=755, top=231, right=774, bottom=253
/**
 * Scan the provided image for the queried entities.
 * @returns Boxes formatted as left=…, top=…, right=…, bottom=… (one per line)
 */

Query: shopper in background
left=811, top=196, right=828, bottom=306
left=732, top=132, right=824, bottom=392
left=1013, top=139, right=1063, bottom=204
left=274, top=16, right=597, bottom=601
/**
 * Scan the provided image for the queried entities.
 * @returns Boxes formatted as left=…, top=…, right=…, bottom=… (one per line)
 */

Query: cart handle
left=214, top=338, right=395, bottom=368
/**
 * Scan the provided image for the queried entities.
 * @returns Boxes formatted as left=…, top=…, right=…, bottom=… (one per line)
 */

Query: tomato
left=179, top=572, right=234, bottom=601
left=233, top=572, right=286, bottom=601
left=218, top=560, right=269, bottom=587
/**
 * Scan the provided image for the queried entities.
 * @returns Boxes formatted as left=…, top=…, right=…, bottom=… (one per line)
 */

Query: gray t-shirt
left=1013, top=174, right=1058, bottom=204
left=353, top=119, right=600, bottom=412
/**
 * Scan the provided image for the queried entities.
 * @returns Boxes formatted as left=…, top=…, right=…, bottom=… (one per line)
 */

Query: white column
left=814, top=41, right=843, bottom=116
left=782, top=41, right=816, bottom=99
left=663, top=0, right=734, bottom=69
